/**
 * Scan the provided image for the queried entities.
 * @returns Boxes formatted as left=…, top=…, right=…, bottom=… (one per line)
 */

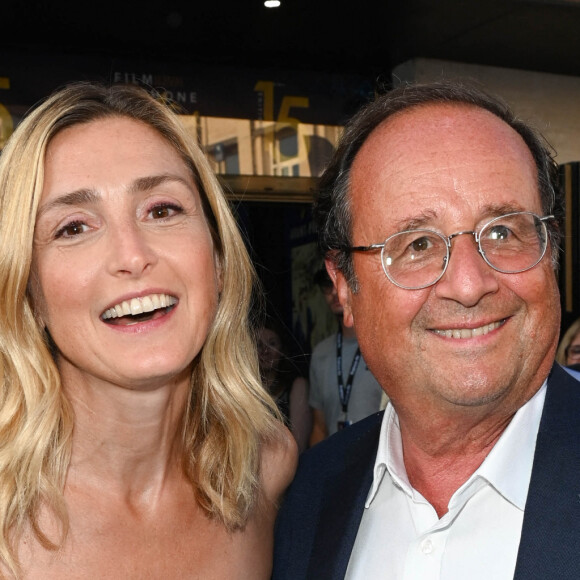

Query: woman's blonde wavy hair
left=0, top=82, right=281, bottom=576
left=556, top=317, right=580, bottom=365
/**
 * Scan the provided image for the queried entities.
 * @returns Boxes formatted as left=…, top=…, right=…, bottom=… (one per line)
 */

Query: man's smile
left=430, top=319, right=506, bottom=339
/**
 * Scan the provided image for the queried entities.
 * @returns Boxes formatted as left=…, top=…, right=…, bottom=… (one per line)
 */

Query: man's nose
left=434, top=233, right=499, bottom=306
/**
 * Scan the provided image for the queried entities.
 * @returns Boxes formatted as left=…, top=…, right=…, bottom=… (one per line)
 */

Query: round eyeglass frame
left=344, top=211, right=554, bottom=290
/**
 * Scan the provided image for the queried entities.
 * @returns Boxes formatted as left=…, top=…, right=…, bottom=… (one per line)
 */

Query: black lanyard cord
left=336, top=326, right=361, bottom=414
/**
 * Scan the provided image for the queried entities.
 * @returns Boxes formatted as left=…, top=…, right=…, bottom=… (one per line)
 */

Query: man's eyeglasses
left=342, top=211, right=553, bottom=290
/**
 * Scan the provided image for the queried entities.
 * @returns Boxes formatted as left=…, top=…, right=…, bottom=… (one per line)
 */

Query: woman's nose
left=107, top=221, right=159, bottom=277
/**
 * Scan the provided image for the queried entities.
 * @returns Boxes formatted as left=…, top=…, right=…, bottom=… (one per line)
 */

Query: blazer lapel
left=307, top=415, right=381, bottom=579
left=514, top=365, right=580, bottom=579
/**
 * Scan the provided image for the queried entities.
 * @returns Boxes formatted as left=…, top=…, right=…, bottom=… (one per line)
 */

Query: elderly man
left=273, top=82, right=580, bottom=579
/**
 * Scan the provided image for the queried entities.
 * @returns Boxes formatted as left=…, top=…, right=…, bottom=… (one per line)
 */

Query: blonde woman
left=556, top=317, right=580, bottom=367
left=0, top=82, right=297, bottom=578
left=256, top=316, right=312, bottom=453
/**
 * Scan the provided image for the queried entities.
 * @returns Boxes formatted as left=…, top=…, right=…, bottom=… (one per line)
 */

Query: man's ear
left=324, top=256, right=354, bottom=328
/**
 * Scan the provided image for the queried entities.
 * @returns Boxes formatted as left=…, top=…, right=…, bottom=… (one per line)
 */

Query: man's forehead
left=360, top=101, right=524, bottom=154
left=348, top=101, right=541, bottom=230
left=351, top=101, right=535, bottom=184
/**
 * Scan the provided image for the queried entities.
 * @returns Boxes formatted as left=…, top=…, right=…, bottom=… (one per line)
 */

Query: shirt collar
left=366, top=381, right=547, bottom=510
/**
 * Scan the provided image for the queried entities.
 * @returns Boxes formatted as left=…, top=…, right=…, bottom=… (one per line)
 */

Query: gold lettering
left=254, top=81, right=275, bottom=121
left=278, top=96, right=309, bottom=127
left=254, top=82, right=310, bottom=125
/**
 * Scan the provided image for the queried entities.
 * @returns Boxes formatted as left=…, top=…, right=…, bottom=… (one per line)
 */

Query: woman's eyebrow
left=128, top=173, right=192, bottom=194
left=37, top=188, right=99, bottom=217
left=37, top=174, right=194, bottom=218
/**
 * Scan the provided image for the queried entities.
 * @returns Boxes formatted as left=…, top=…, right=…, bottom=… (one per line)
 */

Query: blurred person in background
left=257, top=316, right=311, bottom=453
left=556, top=317, right=580, bottom=367
left=308, top=268, right=384, bottom=445
left=556, top=317, right=580, bottom=379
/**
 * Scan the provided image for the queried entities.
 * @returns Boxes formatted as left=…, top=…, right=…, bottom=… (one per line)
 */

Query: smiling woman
left=0, top=82, right=297, bottom=578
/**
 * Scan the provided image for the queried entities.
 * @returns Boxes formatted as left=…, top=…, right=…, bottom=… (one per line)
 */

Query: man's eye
left=149, top=204, right=182, bottom=219
left=56, top=221, right=89, bottom=238
left=410, top=237, right=432, bottom=252
left=487, top=225, right=511, bottom=240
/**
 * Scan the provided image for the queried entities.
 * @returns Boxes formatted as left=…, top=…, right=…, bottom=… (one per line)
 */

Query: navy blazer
left=273, top=364, right=580, bottom=579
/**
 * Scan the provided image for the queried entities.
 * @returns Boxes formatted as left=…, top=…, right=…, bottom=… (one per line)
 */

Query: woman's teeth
left=101, top=294, right=177, bottom=320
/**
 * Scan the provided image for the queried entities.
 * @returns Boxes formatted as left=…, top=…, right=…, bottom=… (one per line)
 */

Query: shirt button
left=421, top=539, right=434, bottom=554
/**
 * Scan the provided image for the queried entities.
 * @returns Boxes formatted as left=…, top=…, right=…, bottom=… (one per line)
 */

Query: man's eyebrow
left=392, top=210, right=439, bottom=232
left=37, top=174, right=194, bottom=218
left=478, top=202, right=528, bottom=219
left=391, top=202, right=529, bottom=234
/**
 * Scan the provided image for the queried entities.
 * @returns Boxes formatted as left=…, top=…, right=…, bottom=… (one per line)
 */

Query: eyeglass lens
left=381, top=212, right=548, bottom=289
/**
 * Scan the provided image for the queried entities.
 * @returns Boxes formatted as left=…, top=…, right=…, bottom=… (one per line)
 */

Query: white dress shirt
left=345, top=382, right=547, bottom=580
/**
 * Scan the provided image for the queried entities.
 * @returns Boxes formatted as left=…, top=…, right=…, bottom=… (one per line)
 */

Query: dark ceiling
left=3, top=0, right=580, bottom=80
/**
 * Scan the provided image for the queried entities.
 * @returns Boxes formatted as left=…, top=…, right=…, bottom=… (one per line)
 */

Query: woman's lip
left=101, top=303, right=178, bottom=334
left=101, top=293, right=178, bottom=321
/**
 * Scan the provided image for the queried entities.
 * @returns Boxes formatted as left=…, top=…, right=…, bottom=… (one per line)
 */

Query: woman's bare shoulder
left=260, top=423, right=298, bottom=504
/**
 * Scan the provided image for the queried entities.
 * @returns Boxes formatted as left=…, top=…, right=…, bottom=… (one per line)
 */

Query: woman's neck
left=60, top=365, right=191, bottom=496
